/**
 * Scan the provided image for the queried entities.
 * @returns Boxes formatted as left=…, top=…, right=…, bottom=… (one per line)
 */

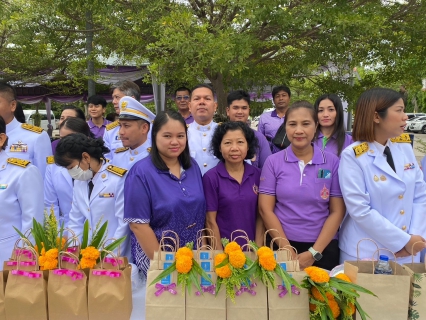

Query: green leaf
left=214, top=257, right=229, bottom=269
left=101, top=236, right=127, bottom=259
left=215, top=277, right=223, bottom=297
left=192, top=259, right=212, bottom=284
left=90, top=221, right=108, bottom=248
left=189, top=269, right=201, bottom=294
left=355, top=299, right=371, bottom=320
left=149, top=262, right=176, bottom=287
left=81, top=220, right=89, bottom=249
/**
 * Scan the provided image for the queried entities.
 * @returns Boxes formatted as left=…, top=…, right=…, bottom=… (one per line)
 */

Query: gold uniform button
left=130, top=157, right=134, bottom=161
left=400, top=210, right=405, bottom=215
left=203, top=148, right=206, bottom=151
left=134, top=150, right=139, bottom=155
left=203, top=163, right=207, bottom=167
left=203, top=133, right=207, bottom=137
left=398, top=195, right=403, bottom=199
left=402, top=225, right=407, bottom=231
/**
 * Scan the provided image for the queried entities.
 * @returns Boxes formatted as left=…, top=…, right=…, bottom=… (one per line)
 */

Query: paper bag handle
left=276, top=246, right=299, bottom=272
left=197, top=235, right=216, bottom=250
left=270, top=237, right=290, bottom=250
left=58, top=251, right=80, bottom=270
left=263, top=229, right=281, bottom=246
left=11, top=238, right=34, bottom=260
left=100, top=250, right=120, bottom=270
left=410, top=241, right=426, bottom=265
left=230, top=229, right=249, bottom=242
left=15, top=246, right=38, bottom=271
left=356, top=238, right=379, bottom=261
left=161, top=230, right=180, bottom=249
left=232, top=235, right=250, bottom=247
left=196, top=228, right=214, bottom=240
left=102, top=238, right=121, bottom=256
left=371, top=248, right=397, bottom=274
left=240, top=242, right=257, bottom=270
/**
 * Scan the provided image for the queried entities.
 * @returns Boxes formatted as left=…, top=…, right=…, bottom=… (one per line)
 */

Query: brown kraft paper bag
left=4, top=247, right=48, bottom=320
left=345, top=243, right=411, bottom=320
left=87, top=251, right=132, bottom=320
left=48, top=252, right=88, bottom=320
left=0, top=271, right=7, bottom=320
left=146, top=233, right=185, bottom=320
left=186, top=243, right=226, bottom=320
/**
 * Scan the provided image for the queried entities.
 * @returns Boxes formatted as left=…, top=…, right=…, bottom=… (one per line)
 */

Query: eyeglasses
left=176, top=95, right=190, bottom=101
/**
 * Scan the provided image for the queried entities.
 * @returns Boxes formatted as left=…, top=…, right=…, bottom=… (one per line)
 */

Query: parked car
left=408, top=116, right=426, bottom=134
left=405, top=116, right=426, bottom=131
left=23, top=110, right=56, bottom=131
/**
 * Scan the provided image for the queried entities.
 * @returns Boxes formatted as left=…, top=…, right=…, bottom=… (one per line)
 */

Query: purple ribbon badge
left=67, top=247, right=78, bottom=253
left=6, top=260, right=36, bottom=267
left=92, top=270, right=121, bottom=278
left=104, top=257, right=123, bottom=266
left=155, top=283, right=177, bottom=296
left=61, top=256, right=78, bottom=265
left=11, top=270, right=41, bottom=278
left=195, top=284, right=216, bottom=296
left=278, top=284, right=300, bottom=298
left=53, top=269, right=84, bottom=281
left=235, top=282, right=257, bottom=296
left=15, top=249, right=33, bottom=259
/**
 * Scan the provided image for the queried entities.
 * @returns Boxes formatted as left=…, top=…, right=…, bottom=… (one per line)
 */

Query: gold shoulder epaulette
left=390, top=133, right=411, bottom=143
left=106, top=121, right=120, bottom=131
left=106, top=165, right=127, bottom=177
left=114, top=147, right=129, bottom=153
left=147, top=147, right=152, bottom=153
left=21, top=123, right=43, bottom=134
left=217, top=122, right=223, bottom=125
left=7, top=157, right=30, bottom=168
left=46, top=155, right=54, bottom=164
left=186, top=124, right=190, bottom=128
left=353, top=142, right=369, bottom=158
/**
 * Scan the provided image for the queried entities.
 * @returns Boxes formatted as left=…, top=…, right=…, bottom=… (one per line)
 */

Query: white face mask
left=67, top=164, right=93, bottom=181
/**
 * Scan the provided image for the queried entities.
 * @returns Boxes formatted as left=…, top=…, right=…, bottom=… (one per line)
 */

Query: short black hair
left=227, top=90, right=251, bottom=107
left=60, top=117, right=94, bottom=138
left=210, top=121, right=258, bottom=161
left=0, top=116, right=7, bottom=150
left=14, top=103, right=26, bottom=123
left=272, top=85, right=291, bottom=99
left=62, top=105, right=86, bottom=121
left=54, top=133, right=109, bottom=167
left=150, top=110, right=191, bottom=171
left=284, top=100, right=317, bottom=127
left=0, top=82, right=16, bottom=101
left=106, top=112, right=118, bottom=122
left=175, top=86, right=191, bottom=96
left=87, top=95, right=107, bottom=108
left=190, top=84, right=215, bottom=98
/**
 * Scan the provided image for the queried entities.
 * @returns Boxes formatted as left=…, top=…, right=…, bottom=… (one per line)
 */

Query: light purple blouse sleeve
left=202, top=169, right=219, bottom=212
left=258, top=114, right=265, bottom=136
left=259, top=156, right=277, bottom=196
left=257, top=133, right=272, bottom=168
left=329, top=155, right=342, bottom=198
left=124, top=168, right=152, bottom=223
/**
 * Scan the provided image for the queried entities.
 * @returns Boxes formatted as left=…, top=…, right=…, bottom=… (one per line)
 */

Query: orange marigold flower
left=175, top=247, right=193, bottom=260
left=79, top=257, right=97, bottom=269
left=259, top=253, right=277, bottom=271
left=335, top=273, right=352, bottom=283
left=228, top=250, right=246, bottom=269
left=56, top=237, right=66, bottom=249
left=257, top=246, right=273, bottom=258
left=345, top=303, right=356, bottom=315
left=224, top=241, right=241, bottom=254
left=305, top=266, right=330, bottom=283
left=311, top=287, right=334, bottom=301
left=216, top=265, right=232, bottom=278
left=309, top=303, right=317, bottom=312
left=43, top=258, right=58, bottom=270
left=176, top=255, right=193, bottom=274
left=328, top=299, right=341, bottom=319
left=81, top=246, right=100, bottom=260
left=45, top=248, right=59, bottom=260
left=214, top=253, right=228, bottom=266
left=39, top=255, right=47, bottom=267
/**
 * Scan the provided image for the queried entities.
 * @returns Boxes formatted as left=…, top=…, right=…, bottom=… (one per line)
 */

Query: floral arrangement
left=214, top=239, right=251, bottom=302
left=302, top=266, right=376, bottom=320
left=14, top=208, right=67, bottom=270
left=150, top=242, right=212, bottom=294
left=246, top=242, right=300, bottom=296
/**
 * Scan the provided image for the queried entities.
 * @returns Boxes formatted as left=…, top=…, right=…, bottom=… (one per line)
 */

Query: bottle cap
left=379, top=255, right=389, bottom=261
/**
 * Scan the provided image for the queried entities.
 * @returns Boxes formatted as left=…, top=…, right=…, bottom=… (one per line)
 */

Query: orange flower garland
left=228, top=250, right=246, bottom=268
left=175, top=247, right=193, bottom=260
left=304, top=266, right=330, bottom=283
left=39, top=248, right=59, bottom=270
left=78, top=246, right=100, bottom=269
left=176, top=255, right=193, bottom=274
left=328, top=299, right=341, bottom=319
left=214, top=253, right=231, bottom=278
left=224, top=241, right=241, bottom=254
left=259, top=252, right=276, bottom=271
left=335, top=273, right=351, bottom=282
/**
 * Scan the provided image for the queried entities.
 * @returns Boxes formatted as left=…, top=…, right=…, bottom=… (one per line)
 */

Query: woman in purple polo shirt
left=259, top=101, right=345, bottom=270
left=313, top=94, right=353, bottom=157
left=203, top=121, right=263, bottom=249
left=123, top=110, right=206, bottom=277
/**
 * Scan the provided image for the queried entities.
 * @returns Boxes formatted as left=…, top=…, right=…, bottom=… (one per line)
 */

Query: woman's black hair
left=60, top=117, right=94, bottom=138
left=62, top=105, right=86, bottom=121
left=284, top=100, right=317, bottom=127
left=150, top=110, right=191, bottom=171
left=314, top=94, right=347, bottom=156
left=210, top=121, right=258, bottom=161
left=14, top=103, right=26, bottom=123
left=54, top=133, right=109, bottom=168
left=0, top=116, right=7, bottom=150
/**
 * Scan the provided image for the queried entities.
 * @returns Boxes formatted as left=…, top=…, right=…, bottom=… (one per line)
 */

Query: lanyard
left=322, top=136, right=328, bottom=149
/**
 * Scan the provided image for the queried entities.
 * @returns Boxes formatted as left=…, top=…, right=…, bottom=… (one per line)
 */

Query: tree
left=103, top=0, right=426, bottom=114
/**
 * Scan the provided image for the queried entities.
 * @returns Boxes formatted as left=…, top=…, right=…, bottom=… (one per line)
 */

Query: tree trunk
left=86, top=10, right=95, bottom=115
left=207, top=71, right=227, bottom=116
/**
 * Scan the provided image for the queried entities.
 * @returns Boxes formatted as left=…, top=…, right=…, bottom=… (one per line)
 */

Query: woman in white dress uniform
left=339, top=88, right=426, bottom=263
left=44, top=117, right=94, bottom=227
left=0, top=116, right=44, bottom=265
left=54, top=133, right=130, bottom=257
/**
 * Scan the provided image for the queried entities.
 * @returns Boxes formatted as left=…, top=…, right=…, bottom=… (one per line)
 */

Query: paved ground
left=412, top=133, right=426, bottom=164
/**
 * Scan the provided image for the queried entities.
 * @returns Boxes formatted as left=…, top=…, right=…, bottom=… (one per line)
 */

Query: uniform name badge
left=320, top=184, right=330, bottom=200
left=0, top=184, right=7, bottom=189
left=9, top=141, right=28, bottom=152
left=98, top=193, right=114, bottom=198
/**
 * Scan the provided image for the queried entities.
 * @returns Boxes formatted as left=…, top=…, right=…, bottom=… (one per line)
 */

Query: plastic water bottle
left=374, top=255, right=393, bottom=275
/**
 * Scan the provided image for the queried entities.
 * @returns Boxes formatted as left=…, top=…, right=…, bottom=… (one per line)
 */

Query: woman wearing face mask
left=313, top=94, right=353, bottom=157
left=0, top=115, right=44, bottom=265
left=54, top=133, right=130, bottom=257
left=44, top=117, right=93, bottom=227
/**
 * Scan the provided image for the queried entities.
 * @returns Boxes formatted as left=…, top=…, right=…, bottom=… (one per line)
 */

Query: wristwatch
left=308, top=247, right=323, bottom=261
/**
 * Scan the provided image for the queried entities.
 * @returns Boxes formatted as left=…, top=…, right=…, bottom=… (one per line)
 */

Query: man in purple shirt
left=174, top=86, right=194, bottom=124
left=258, top=85, right=291, bottom=152
left=226, top=90, right=271, bottom=168
left=87, top=95, right=111, bottom=138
